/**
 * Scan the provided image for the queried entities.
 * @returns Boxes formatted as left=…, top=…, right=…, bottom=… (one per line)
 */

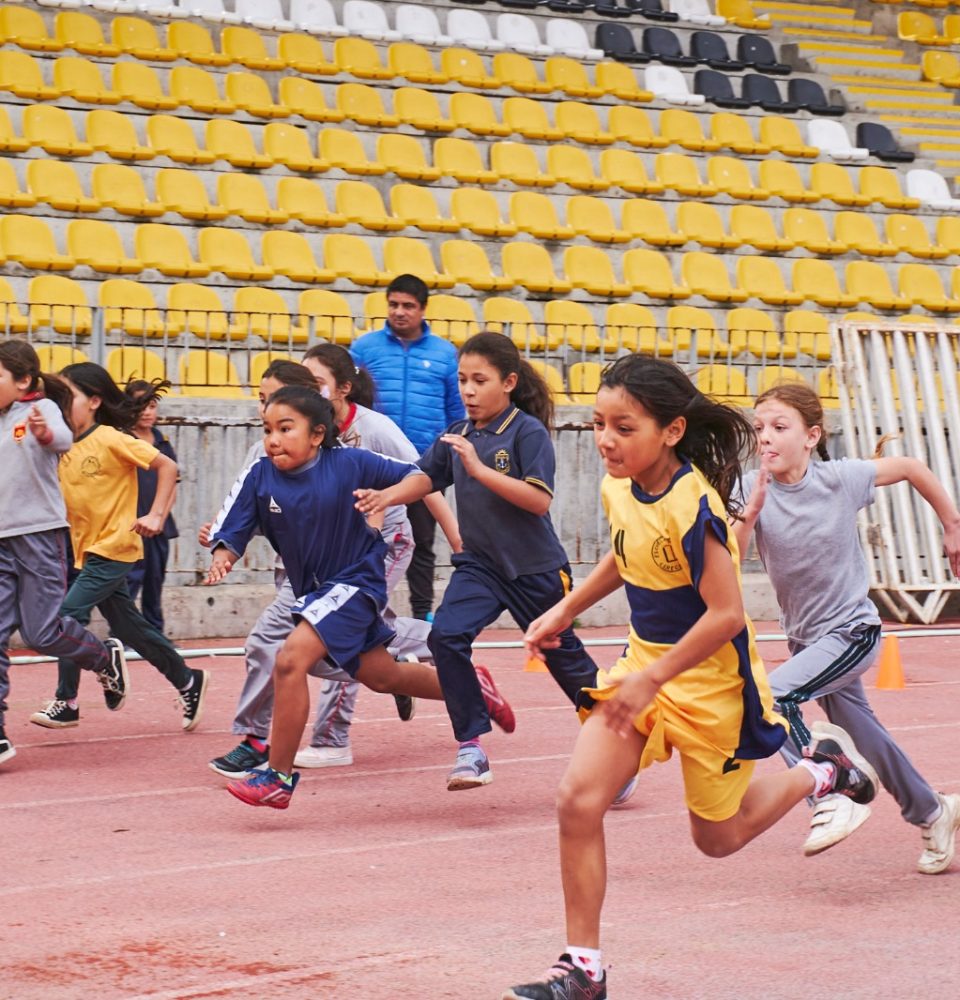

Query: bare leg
left=356, top=646, right=445, bottom=699
left=270, top=622, right=328, bottom=775
left=557, top=711, right=646, bottom=948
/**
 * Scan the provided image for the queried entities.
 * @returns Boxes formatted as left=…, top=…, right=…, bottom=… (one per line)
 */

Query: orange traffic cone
left=525, top=654, right=548, bottom=673
left=875, top=635, right=905, bottom=690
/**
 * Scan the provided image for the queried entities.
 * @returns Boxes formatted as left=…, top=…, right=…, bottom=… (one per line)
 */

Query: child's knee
left=426, top=624, right=472, bottom=661
left=274, top=647, right=304, bottom=682
left=557, top=776, right=606, bottom=830
left=689, top=819, right=738, bottom=859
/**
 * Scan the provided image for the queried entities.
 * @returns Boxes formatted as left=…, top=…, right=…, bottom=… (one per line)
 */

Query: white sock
left=567, top=946, right=603, bottom=982
left=798, top=758, right=836, bottom=797
left=922, top=802, right=943, bottom=827
left=66, top=699, right=79, bottom=710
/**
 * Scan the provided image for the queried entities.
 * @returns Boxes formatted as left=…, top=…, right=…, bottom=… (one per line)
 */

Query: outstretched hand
left=131, top=513, right=163, bottom=538
left=204, top=549, right=234, bottom=585
left=441, top=434, right=484, bottom=478
left=524, top=605, right=572, bottom=664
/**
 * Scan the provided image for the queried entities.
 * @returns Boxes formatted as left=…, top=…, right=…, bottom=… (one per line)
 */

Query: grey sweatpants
left=768, top=620, right=939, bottom=826
left=0, top=530, right=110, bottom=727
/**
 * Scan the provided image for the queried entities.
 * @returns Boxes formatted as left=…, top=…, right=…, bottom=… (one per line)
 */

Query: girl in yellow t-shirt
left=30, top=363, right=209, bottom=735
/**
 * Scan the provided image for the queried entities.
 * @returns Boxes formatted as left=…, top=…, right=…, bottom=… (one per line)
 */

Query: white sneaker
left=293, top=745, right=353, bottom=768
left=803, top=794, right=872, bottom=856
left=611, top=774, right=639, bottom=808
left=918, top=793, right=960, bottom=875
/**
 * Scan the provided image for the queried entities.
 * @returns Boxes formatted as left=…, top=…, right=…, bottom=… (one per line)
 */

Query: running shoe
left=447, top=743, right=492, bottom=791
left=0, top=728, right=15, bottom=766
left=918, top=792, right=960, bottom=875
left=209, top=739, right=269, bottom=779
left=29, top=699, right=79, bottom=729
left=803, top=795, right=871, bottom=857
left=612, top=774, right=639, bottom=808
left=394, top=694, right=417, bottom=722
left=227, top=767, right=300, bottom=809
left=805, top=721, right=878, bottom=805
left=475, top=664, right=516, bottom=734
left=294, top=745, right=353, bottom=768
left=98, top=637, right=129, bottom=711
left=178, top=668, right=209, bottom=732
left=502, top=954, right=607, bottom=1000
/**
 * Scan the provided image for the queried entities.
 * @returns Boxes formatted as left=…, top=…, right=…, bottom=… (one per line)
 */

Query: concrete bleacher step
left=784, top=28, right=889, bottom=44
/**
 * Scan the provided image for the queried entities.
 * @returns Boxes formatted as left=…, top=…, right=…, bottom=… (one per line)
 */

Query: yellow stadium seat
left=278, top=77, right=344, bottom=124
left=0, top=7, right=59, bottom=52
left=667, top=306, right=733, bottom=358
left=898, top=11, right=951, bottom=45
left=661, top=109, right=721, bottom=153
left=0, top=107, right=29, bottom=153
left=758, top=116, right=818, bottom=158
left=111, top=17, right=176, bottom=61
left=859, top=167, right=920, bottom=211
left=226, top=72, right=288, bottom=119
left=483, top=297, right=545, bottom=351
left=708, top=156, right=768, bottom=201
left=655, top=153, right=717, bottom=198
left=35, top=345, right=89, bottom=373
left=55, top=56, right=120, bottom=105
left=167, top=283, right=244, bottom=341
left=336, top=82, right=399, bottom=127
left=99, top=278, right=165, bottom=337
left=221, top=25, right=284, bottom=70
left=167, top=20, right=230, bottom=66
left=169, top=66, right=235, bottom=114
left=726, top=308, right=796, bottom=360
left=729, top=205, right=794, bottom=253
left=249, top=351, right=293, bottom=390
left=556, top=102, right=614, bottom=145
left=384, top=237, right=454, bottom=289
left=793, top=259, right=859, bottom=309
left=233, top=287, right=303, bottom=344
left=898, top=264, right=960, bottom=312
left=388, top=42, right=448, bottom=85
left=565, top=246, right=631, bottom=297
left=325, top=234, right=392, bottom=286
left=568, top=361, right=604, bottom=403
left=156, top=168, right=227, bottom=220
left=435, top=137, right=498, bottom=184
left=595, top=61, right=653, bottom=103
left=297, top=289, right=355, bottom=345
left=336, top=180, right=404, bottom=231
left=319, top=128, right=385, bottom=175
left=503, top=96, right=562, bottom=141
left=677, top=202, right=741, bottom=249
left=67, top=219, right=142, bottom=275
left=87, top=108, right=153, bottom=161
left=681, top=252, right=748, bottom=304
left=136, top=224, right=210, bottom=278
left=106, top=347, right=166, bottom=386
left=26, top=160, right=99, bottom=213
left=334, top=37, right=393, bottom=80
left=786, top=310, right=831, bottom=360
left=361, top=291, right=388, bottom=333
left=198, top=228, right=274, bottom=281
left=376, top=133, right=440, bottom=180
left=623, top=249, right=691, bottom=300
left=92, top=163, right=163, bottom=218
left=548, top=145, right=610, bottom=192
left=493, top=52, right=552, bottom=95
left=441, top=48, right=499, bottom=90
left=695, top=364, right=750, bottom=405
left=608, top=106, right=667, bottom=149
left=845, top=261, right=912, bottom=310
left=394, top=87, right=454, bottom=132
left=263, top=121, right=327, bottom=172
left=112, top=61, right=176, bottom=111
left=755, top=365, right=808, bottom=397
left=935, top=216, right=960, bottom=256
left=449, top=92, right=509, bottom=138
left=601, top=149, right=665, bottom=195
left=424, top=294, right=480, bottom=347
left=279, top=33, right=337, bottom=75
left=55, top=11, right=120, bottom=58
left=390, top=184, right=458, bottom=233
left=810, top=163, right=871, bottom=208
left=528, top=359, right=573, bottom=405
left=2, top=215, right=73, bottom=271
left=0, top=161, right=35, bottom=209
left=818, top=367, right=841, bottom=410
left=736, top=257, right=804, bottom=306
left=604, top=302, right=671, bottom=355
left=440, top=240, right=514, bottom=292
left=546, top=57, right=604, bottom=99
left=886, top=214, right=948, bottom=260
left=206, top=118, right=272, bottom=168
left=218, top=173, right=289, bottom=224
left=782, top=208, right=846, bottom=255
left=567, top=195, right=630, bottom=243
left=276, top=176, right=346, bottom=227
left=0, top=51, right=58, bottom=101
left=922, top=50, right=960, bottom=87
left=503, top=243, right=573, bottom=293
left=27, top=276, right=92, bottom=335
left=178, top=349, right=246, bottom=398
left=450, top=189, right=516, bottom=237
left=147, top=115, right=215, bottom=164
left=544, top=300, right=606, bottom=353
left=22, top=105, right=92, bottom=157
left=492, top=142, right=556, bottom=188
left=759, top=160, right=820, bottom=204
left=836, top=212, right=897, bottom=257
left=716, top=0, right=771, bottom=31
left=711, top=113, right=770, bottom=156
left=949, top=270, right=960, bottom=304
left=510, top=191, right=574, bottom=240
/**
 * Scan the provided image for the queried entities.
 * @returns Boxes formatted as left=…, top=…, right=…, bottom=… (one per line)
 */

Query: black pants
left=406, top=500, right=436, bottom=619
left=126, top=535, right=170, bottom=633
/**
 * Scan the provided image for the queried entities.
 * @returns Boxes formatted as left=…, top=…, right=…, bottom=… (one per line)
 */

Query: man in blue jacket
left=350, top=274, right=464, bottom=619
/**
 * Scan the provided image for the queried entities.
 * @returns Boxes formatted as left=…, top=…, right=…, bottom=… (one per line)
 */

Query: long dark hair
left=124, top=377, right=173, bottom=409
left=263, top=385, right=339, bottom=449
left=261, top=359, right=320, bottom=391
left=754, top=381, right=830, bottom=461
left=302, top=343, right=376, bottom=409
left=601, top=355, right=755, bottom=514
left=0, top=339, right=74, bottom=426
left=459, top=332, right=553, bottom=429
left=61, top=362, right=145, bottom=432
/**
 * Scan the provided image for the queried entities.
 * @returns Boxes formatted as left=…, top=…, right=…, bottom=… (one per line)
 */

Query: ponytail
left=0, top=339, right=73, bottom=428
left=302, top=343, right=376, bottom=409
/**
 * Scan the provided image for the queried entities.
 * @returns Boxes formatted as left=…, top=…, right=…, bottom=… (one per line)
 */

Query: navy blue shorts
left=292, top=583, right=394, bottom=678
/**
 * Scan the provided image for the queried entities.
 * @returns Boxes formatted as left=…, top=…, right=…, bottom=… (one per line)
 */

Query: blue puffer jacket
left=350, top=323, right=464, bottom=456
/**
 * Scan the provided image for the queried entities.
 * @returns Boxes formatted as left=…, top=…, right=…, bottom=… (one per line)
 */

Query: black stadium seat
left=593, top=0, right=634, bottom=18
left=547, top=0, right=590, bottom=12
left=743, top=73, right=799, bottom=113
left=857, top=122, right=915, bottom=163
left=642, top=26, right=696, bottom=66
left=695, top=69, right=752, bottom=108
left=690, top=31, right=745, bottom=71
left=596, top=22, right=649, bottom=60
left=788, top=78, right=845, bottom=115
left=737, top=34, right=790, bottom=74
left=628, top=0, right=679, bottom=22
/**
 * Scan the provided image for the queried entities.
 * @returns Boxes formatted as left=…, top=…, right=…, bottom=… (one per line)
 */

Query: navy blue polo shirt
left=418, top=405, right=569, bottom=580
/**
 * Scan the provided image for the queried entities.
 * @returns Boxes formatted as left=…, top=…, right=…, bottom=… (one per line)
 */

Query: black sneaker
left=209, top=739, right=270, bottom=779
left=0, top=727, right=15, bottom=765
left=502, top=955, right=607, bottom=1000
left=98, top=637, right=129, bottom=711
left=394, top=694, right=417, bottom=722
left=178, top=668, right=209, bottom=732
left=30, top=699, right=80, bottom=729
left=806, top=721, right=879, bottom=805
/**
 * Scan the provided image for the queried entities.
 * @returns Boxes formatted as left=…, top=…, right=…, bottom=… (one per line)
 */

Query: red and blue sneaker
left=227, top=766, right=300, bottom=809
left=475, top=663, right=516, bottom=734
left=502, top=954, right=607, bottom=999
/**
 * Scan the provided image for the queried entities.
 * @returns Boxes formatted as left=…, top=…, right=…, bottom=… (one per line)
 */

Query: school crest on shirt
left=81, top=456, right=101, bottom=478
left=12, top=422, right=26, bottom=443
left=651, top=535, right=682, bottom=573
left=493, top=448, right=511, bottom=474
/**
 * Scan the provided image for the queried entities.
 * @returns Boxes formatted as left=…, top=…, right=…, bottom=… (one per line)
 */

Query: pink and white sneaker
left=227, top=767, right=300, bottom=809
left=475, top=663, right=516, bottom=734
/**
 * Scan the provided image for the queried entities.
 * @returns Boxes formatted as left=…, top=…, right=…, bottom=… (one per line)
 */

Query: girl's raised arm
left=730, top=466, right=769, bottom=563
left=354, top=471, right=433, bottom=515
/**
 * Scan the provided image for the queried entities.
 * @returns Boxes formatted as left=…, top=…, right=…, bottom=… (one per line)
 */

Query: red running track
left=2, top=626, right=959, bottom=999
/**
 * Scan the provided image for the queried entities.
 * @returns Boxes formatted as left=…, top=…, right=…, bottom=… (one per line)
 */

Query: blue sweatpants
left=428, top=552, right=598, bottom=743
